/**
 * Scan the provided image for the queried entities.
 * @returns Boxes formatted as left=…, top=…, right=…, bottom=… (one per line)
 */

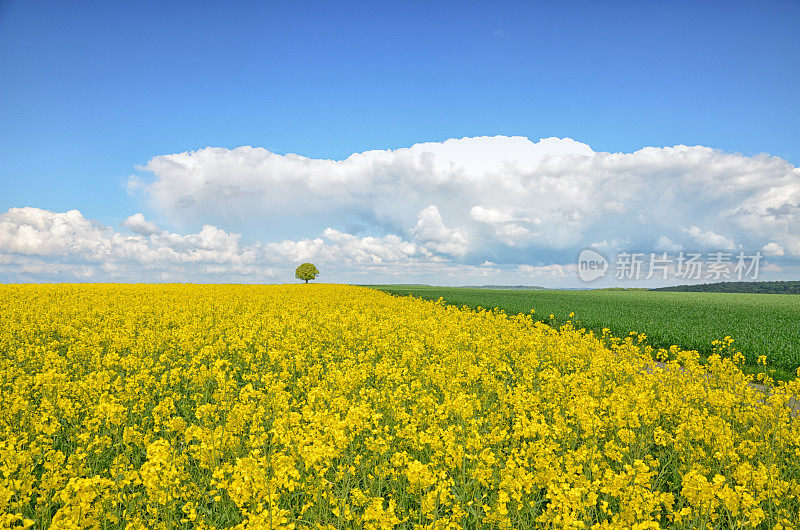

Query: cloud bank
left=134, top=136, right=800, bottom=264
left=2, top=136, right=798, bottom=283
left=1, top=207, right=515, bottom=283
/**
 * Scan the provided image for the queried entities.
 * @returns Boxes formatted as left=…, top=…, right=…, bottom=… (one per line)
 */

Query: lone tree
left=295, top=263, right=320, bottom=283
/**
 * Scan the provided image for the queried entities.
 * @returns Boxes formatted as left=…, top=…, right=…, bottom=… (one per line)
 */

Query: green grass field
left=370, top=285, right=800, bottom=380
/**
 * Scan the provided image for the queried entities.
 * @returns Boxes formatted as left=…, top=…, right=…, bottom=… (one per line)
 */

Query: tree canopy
left=295, top=263, right=320, bottom=283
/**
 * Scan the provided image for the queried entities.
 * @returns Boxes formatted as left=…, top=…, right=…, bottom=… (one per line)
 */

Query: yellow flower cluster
left=0, top=284, right=798, bottom=528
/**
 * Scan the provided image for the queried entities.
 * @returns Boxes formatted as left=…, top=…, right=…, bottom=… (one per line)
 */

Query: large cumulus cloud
left=133, top=136, right=800, bottom=262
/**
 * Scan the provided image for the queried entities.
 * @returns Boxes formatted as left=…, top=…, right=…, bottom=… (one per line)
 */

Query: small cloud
left=682, top=226, right=736, bottom=250
left=762, top=242, right=785, bottom=256
left=121, top=213, right=161, bottom=236
left=470, top=205, right=514, bottom=224
left=654, top=236, right=683, bottom=252
left=518, top=263, right=574, bottom=277
left=590, top=239, right=628, bottom=253
left=126, top=175, right=146, bottom=195
left=493, top=29, right=506, bottom=37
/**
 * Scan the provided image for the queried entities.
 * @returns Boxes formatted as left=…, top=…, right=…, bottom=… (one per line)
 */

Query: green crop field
left=370, top=285, right=800, bottom=381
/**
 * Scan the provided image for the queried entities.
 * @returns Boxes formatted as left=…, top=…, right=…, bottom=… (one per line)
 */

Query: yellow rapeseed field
left=1, top=284, right=798, bottom=529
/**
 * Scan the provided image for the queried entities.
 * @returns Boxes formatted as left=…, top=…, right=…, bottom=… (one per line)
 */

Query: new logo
left=578, top=249, right=608, bottom=282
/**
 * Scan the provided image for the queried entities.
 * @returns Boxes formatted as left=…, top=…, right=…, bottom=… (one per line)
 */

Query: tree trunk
left=304, top=279, right=308, bottom=283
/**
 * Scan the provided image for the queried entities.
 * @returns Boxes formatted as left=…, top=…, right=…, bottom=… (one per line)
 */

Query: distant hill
left=652, top=280, right=800, bottom=294
left=462, top=285, right=549, bottom=290
left=360, top=284, right=552, bottom=290
left=592, top=287, right=650, bottom=291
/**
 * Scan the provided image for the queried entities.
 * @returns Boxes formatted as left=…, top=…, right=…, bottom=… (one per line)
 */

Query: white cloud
left=0, top=208, right=112, bottom=257
left=0, top=207, right=268, bottom=280
left=470, top=206, right=516, bottom=224
left=469, top=206, right=539, bottom=246
left=492, top=223, right=537, bottom=247
left=762, top=242, right=785, bottom=256
left=126, top=175, right=146, bottom=195
left=3, top=206, right=798, bottom=285
left=517, top=263, right=575, bottom=277
left=321, top=228, right=422, bottom=264
left=410, top=205, right=469, bottom=257
left=5, top=136, right=800, bottom=283
left=655, top=235, right=683, bottom=252
left=263, top=237, right=326, bottom=264
left=132, top=136, right=800, bottom=262
left=121, top=213, right=161, bottom=236
left=469, top=206, right=542, bottom=247
left=0, top=207, right=444, bottom=282
left=590, top=239, right=629, bottom=253
left=0, top=207, right=605, bottom=285
left=682, top=226, right=736, bottom=250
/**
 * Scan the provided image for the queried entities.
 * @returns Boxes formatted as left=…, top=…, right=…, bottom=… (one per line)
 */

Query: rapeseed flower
left=0, top=283, right=797, bottom=528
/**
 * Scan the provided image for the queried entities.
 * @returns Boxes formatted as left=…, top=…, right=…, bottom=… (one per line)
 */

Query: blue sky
left=1, top=0, right=798, bottom=285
